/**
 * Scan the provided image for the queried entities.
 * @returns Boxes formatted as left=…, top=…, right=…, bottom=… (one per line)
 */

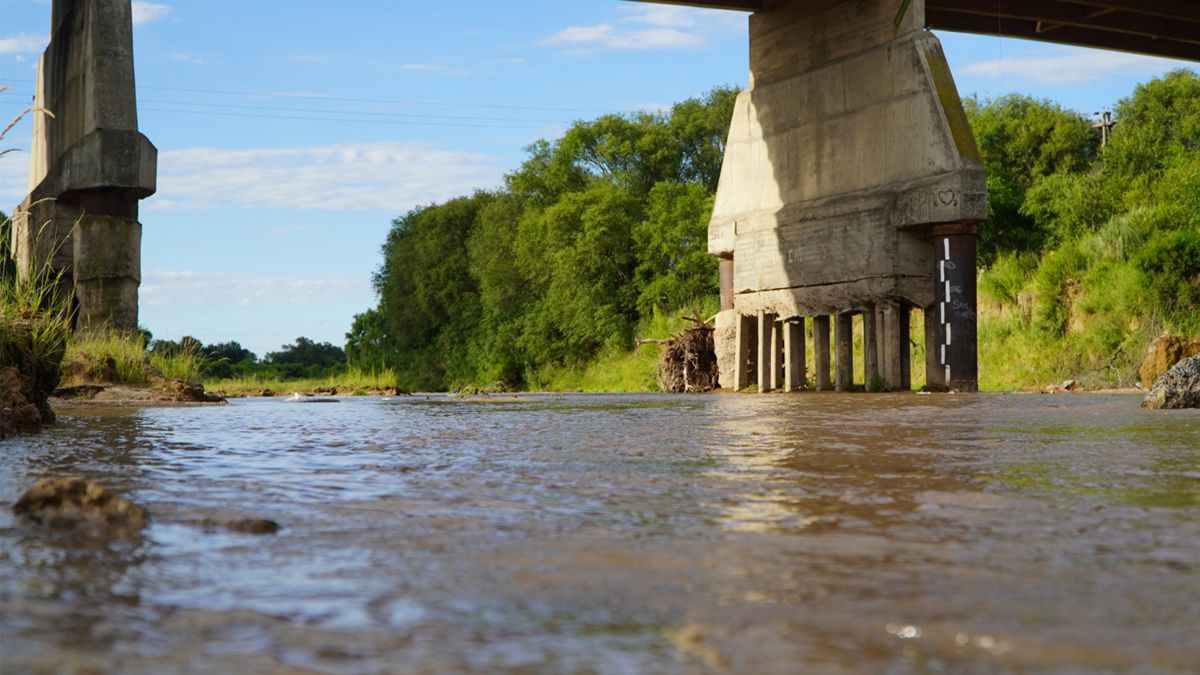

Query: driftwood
left=656, top=314, right=719, bottom=393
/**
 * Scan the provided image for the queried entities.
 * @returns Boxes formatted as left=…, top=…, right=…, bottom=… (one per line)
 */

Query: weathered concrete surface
left=12, top=0, right=156, bottom=331
left=713, top=310, right=738, bottom=389
left=1142, top=355, right=1200, bottom=410
left=709, top=0, right=984, bottom=391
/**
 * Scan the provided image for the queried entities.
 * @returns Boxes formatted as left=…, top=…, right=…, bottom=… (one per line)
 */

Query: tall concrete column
left=734, top=313, right=756, bottom=391
left=719, top=254, right=734, bottom=311
left=813, top=315, right=831, bottom=392
left=758, top=312, right=777, bottom=392
left=834, top=312, right=854, bottom=391
left=863, top=306, right=881, bottom=391
left=930, top=223, right=979, bottom=391
left=783, top=318, right=805, bottom=392
left=15, top=0, right=157, bottom=332
left=879, top=301, right=911, bottom=391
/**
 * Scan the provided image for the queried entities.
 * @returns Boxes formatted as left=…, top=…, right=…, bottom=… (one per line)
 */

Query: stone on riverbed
left=12, top=477, right=147, bottom=531
left=1142, top=355, right=1200, bottom=409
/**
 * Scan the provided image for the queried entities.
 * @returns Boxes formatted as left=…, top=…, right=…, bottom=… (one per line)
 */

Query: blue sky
left=1, top=0, right=1194, bottom=357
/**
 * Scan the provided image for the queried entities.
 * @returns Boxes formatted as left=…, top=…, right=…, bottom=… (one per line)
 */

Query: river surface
left=1, top=393, right=1198, bottom=673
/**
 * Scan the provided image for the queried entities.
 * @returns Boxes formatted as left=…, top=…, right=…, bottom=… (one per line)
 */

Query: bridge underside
left=640, top=0, right=1200, bottom=61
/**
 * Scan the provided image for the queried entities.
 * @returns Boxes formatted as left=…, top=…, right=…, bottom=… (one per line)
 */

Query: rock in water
left=12, top=477, right=147, bottom=531
left=1142, top=355, right=1200, bottom=410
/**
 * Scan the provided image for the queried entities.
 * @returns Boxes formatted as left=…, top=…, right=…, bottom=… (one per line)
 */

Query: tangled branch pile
left=656, top=315, right=719, bottom=393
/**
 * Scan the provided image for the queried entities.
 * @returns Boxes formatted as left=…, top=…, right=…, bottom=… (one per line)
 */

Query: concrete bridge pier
left=707, top=0, right=985, bottom=393
left=11, top=0, right=156, bottom=333
left=812, top=316, right=832, bottom=391
left=782, top=318, right=805, bottom=392
left=863, top=307, right=881, bottom=391
left=834, top=313, right=854, bottom=391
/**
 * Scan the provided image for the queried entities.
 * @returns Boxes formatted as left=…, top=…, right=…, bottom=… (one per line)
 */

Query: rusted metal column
left=719, top=254, right=734, bottom=311
left=835, top=312, right=854, bottom=391
left=734, top=313, right=756, bottom=391
left=758, top=312, right=777, bottom=392
left=863, top=306, right=881, bottom=391
left=931, top=224, right=979, bottom=391
left=813, top=315, right=831, bottom=391
left=783, top=319, right=806, bottom=392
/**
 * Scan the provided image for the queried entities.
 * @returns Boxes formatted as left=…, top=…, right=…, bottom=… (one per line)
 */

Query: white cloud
left=141, top=270, right=369, bottom=308
left=0, top=33, right=46, bottom=56
left=170, top=52, right=204, bottom=64
left=398, top=63, right=470, bottom=76
left=131, top=2, right=171, bottom=26
left=542, top=4, right=744, bottom=54
left=147, top=141, right=500, bottom=212
left=960, top=48, right=1191, bottom=86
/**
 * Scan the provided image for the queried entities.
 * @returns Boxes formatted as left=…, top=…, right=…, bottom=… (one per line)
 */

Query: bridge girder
left=629, top=0, right=1200, bottom=61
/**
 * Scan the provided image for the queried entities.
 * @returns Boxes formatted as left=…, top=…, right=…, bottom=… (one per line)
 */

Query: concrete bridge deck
left=635, top=0, right=1200, bottom=60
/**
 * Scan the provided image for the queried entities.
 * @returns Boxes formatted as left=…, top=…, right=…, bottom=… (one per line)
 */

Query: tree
left=965, top=94, right=1097, bottom=264
left=265, top=337, right=346, bottom=378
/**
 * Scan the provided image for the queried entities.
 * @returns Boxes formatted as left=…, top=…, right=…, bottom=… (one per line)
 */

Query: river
left=1, top=393, right=1197, bottom=673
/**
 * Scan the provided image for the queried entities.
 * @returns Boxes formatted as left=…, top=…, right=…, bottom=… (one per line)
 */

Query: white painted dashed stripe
left=940, top=344, right=946, bottom=365
left=945, top=365, right=951, bottom=383
left=943, top=238, right=950, bottom=259
left=946, top=323, right=952, bottom=346
left=939, top=302, right=945, bottom=323
left=939, top=260, right=945, bottom=282
left=944, top=281, right=951, bottom=302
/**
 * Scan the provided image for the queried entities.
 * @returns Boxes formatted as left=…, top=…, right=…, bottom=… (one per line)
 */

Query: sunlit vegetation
left=973, top=69, right=1200, bottom=390
left=347, top=88, right=737, bottom=391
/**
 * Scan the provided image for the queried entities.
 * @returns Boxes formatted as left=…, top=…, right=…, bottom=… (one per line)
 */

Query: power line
left=0, top=78, right=617, bottom=115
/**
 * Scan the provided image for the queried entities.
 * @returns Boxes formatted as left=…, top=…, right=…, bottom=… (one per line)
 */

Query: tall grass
left=205, top=367, right=402, bottom=396
left=61, top=330, right=209, bottom=386
left=0, top=221, right=73, bottom=400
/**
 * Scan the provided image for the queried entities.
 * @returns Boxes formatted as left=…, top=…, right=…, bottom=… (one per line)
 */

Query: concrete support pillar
left=783, top=319, right=806, bottom=392
left=758, top=312, right=777, bottom=392
left=719, top=255, right=734, bottom=311
left=863, top=306, right=881, bottom=392
left=879, top=301, right=911, bottom=391
left=930, top=224, right=979, bottom=391
left=834, top=312, right=854, bottom=391
left=734, top=313, right=756, bottom=391
left=813, top=315, right=831, bottom=392
left=770, top=317, right=784, bottom=391
left=73, top=214, right=141, bottom=331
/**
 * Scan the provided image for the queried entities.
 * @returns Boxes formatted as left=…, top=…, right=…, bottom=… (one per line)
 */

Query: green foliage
left=264, top=336, right=347, bottom=379
left=973, top=69, right=1200, bottom=389
left=1, top=213, right=71, bottom=402
left=354, top=88, right=737, bottom=391
left=978, top=251, right=1037, bottom=308
left=964, top=94, right=1096, bottom=264
left=1136, top=228, right=1200, bottom=334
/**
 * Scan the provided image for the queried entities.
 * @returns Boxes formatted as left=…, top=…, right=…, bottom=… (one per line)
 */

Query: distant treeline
left=149, top=334, right=347, bottom=380
left=346, top=89, right=738, bottom=391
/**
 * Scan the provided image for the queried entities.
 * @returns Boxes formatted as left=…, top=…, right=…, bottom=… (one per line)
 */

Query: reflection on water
left=1, top=393, right=1198, bottom=672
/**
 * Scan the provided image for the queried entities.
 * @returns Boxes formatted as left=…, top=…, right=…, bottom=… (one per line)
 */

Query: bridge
left=11, top=0, right=1200, bottom=392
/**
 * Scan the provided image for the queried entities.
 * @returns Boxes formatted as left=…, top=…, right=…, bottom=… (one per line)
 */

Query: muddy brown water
left=1, top=393, right=1197, bottom=673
